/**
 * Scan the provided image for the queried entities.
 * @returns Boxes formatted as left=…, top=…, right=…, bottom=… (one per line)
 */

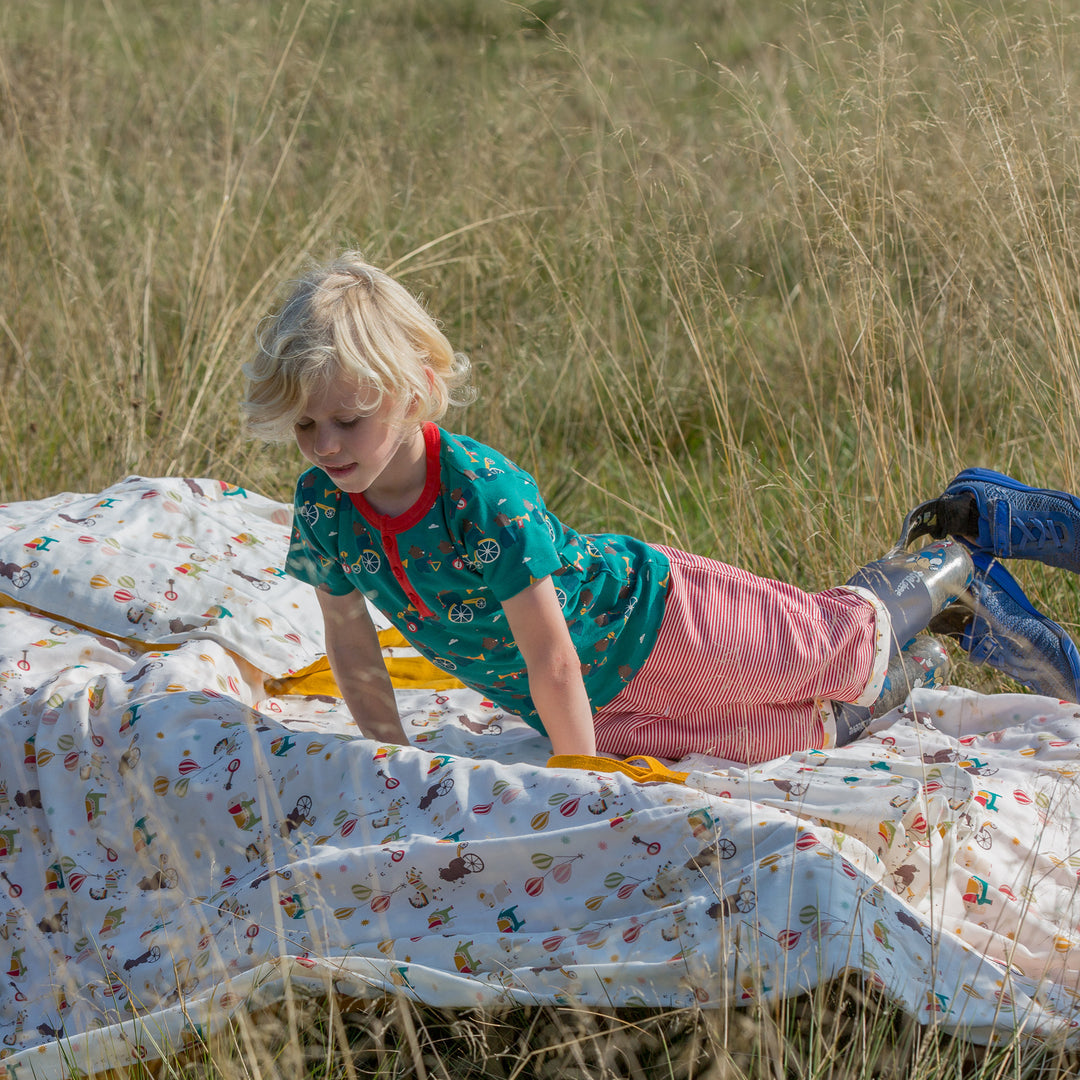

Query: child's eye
left=337, top=417, right=360, bottom=428
left=295, top=419, right=313, bottom=431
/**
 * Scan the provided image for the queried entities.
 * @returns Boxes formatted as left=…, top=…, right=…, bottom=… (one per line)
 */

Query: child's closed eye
left=295, top=416, right=361, bottom=430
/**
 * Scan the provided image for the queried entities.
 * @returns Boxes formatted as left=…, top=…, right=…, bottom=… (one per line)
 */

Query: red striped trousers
left=592, top=546, right=887, bottom=765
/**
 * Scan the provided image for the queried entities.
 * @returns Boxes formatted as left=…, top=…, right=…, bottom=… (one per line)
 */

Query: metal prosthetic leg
left=831, top=538, right=974, bottom=744
left=832, top=636, right=951, bottom=745
left=845, top=538, right=975, bottom=654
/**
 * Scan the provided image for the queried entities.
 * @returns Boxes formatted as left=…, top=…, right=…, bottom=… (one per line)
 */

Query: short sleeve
left=452, top=456, right=563, bottom=602
left=283, top=475, right=354, bottom=595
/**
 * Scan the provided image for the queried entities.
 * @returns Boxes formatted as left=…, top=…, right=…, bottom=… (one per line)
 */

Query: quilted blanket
left=2, top=476, right=1080, bottom=1078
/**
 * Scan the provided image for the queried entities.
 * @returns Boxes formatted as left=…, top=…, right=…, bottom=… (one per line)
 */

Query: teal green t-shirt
left=285, top=424, right=670, bottom=733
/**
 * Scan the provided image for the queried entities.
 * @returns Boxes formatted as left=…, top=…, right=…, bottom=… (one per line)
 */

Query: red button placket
left=382, top=529, right=435, bottom=619
left=346, top=423, right=442, bottom=623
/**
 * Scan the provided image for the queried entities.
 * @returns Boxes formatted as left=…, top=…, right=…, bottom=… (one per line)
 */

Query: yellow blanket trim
left=546, top=754, right=689, bottom=785
left=266, top=628, right=466, bottom=696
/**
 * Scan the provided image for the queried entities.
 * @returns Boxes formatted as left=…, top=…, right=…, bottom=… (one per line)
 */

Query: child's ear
left=405, top=366, right=436, bottom=418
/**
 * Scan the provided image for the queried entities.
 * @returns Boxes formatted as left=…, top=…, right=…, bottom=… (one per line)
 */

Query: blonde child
left=243, top=252, right=1080, bottom=765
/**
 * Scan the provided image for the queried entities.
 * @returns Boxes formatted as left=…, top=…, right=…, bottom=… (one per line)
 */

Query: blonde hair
left=242, top=252, right=474, bottom=442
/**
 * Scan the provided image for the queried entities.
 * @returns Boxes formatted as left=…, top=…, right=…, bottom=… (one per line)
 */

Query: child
left=243, top=253, right=1080, bottom=765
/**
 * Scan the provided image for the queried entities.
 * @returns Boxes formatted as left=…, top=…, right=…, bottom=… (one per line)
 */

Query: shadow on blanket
left=1, top=476, right=1080, bottom=1078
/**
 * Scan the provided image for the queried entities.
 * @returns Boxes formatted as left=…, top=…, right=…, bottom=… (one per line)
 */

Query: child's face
left=294, top=372, right=422, bottom=504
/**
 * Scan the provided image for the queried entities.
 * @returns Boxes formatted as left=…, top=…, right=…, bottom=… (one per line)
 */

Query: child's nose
left=313, top=425, right=338, bottom=456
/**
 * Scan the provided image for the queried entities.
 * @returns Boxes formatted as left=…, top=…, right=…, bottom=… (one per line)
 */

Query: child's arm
left=316, top=588, right=407, bottom=745
left=502, top=577, right=597, bottom=758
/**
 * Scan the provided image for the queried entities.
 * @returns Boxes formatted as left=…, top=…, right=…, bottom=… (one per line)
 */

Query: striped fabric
left=592, top=546, right=885, bottom=765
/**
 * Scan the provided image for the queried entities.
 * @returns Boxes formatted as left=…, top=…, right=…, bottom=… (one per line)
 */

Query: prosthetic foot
left=929, top=549, right=1080, bottom=702
left=895, top=468, right=1080, bottom=573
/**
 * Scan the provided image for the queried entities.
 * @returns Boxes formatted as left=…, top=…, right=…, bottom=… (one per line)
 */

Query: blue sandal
left=896, top=468, right=1080, bottom=573
left=929, top=549, right=1080, bottom=702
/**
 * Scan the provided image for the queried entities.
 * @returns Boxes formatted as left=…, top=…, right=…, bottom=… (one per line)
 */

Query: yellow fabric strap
left=0, top=593, right=166, bottom=653
left=1, top=595, right=462, bottom=695
left=267, top=628, right=466, bottom=695
left=546, top=754, right=689, bottom=785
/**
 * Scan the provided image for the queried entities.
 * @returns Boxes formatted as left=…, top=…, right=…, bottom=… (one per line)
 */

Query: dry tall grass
left=4, top=0, right=1080, bottom=1075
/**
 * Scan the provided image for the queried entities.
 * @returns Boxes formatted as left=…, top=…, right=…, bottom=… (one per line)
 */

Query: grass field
left=5, top=0, right=1080, bottom=1075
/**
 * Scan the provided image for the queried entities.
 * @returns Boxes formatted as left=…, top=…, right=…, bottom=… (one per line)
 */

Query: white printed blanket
left=1, top=476, right=1080, bottom=1078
